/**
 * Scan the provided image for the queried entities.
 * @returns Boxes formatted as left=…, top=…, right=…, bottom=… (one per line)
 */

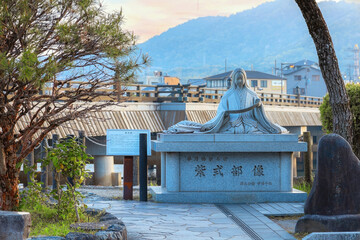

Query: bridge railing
left=42, top=83, right=323, bottom=107
left=122, top=84, right=323, bottom=107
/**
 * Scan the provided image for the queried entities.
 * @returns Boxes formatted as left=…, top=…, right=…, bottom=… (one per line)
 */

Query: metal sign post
left=139, top=133, right=148, bottom=201
left=123, top=156, right=134, bottom=200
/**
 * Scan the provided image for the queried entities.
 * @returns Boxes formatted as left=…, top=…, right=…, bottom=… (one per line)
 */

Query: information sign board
left=106, top=129, right=151, bottom=156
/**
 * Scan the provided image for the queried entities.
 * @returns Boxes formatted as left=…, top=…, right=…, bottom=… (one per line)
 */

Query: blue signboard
left=106, top=129, right=151, bottom=156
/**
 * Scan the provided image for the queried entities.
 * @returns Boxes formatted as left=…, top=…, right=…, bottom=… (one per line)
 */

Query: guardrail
left=42, top=83, right=323, bottom=107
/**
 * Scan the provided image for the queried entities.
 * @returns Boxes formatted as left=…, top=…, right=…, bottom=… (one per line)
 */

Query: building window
left=260, top=80, right=267, bottom=88
left=251, top=80, right=258, bottom=87
left=294, top=75, right=302, bottom=81
left=312, top=75, right=320, bottom=81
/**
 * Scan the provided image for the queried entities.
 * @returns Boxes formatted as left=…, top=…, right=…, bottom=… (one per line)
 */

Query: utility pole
left=354, top=44, right=359, bottom=82
left=280, top=62, right=286, bottom=94
left=274, top=59, right=277, bottom=76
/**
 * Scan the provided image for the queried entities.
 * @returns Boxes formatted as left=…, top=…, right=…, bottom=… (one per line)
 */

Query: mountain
left=138, top=0, right=360, bottom=81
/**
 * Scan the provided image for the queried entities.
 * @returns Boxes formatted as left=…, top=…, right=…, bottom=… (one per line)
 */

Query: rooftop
left=187, top=79, right=207, bottom=86
left=204, top=70, right=286, bottom=81
left=283, top=59, right=321, bottom=75
left=293, top=59, right=318, bottom=67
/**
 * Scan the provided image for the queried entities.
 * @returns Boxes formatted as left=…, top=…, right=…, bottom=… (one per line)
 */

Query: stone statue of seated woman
left=165, top=68, right=287, bottom=134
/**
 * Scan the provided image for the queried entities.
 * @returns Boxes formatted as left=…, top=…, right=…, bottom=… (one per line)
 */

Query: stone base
left=0, top=211, right=31, bottom=240
left=304, top=232, right=360, bottom=240
left=296, top=214, right=360, bottom=233
left=150, top=186, right=307, bottom=204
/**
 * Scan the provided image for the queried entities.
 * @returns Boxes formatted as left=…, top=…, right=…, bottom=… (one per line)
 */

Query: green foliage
left=21, top=138, right=92, bottom=220
left=19, top=164, right=49, bottom=211
left=319, top=94, right=333, bottom=134
left=319, top=83, right=360, bottom=158
left=42, top=138, right=92, bottom=222
left=21, top=188, right=98, bottom=237
left=18, top=49, right=40, bottom=82
left=45, top=138, right=91, bottom=184
left=21, top=201, right=97, bottom=237
left=0, top=0, right=147, bottom=86
left=293, top=181, right=312, bottom=195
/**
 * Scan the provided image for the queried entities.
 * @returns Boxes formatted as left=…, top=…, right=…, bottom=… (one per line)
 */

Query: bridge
left=22, top=84, right=324, bottom=186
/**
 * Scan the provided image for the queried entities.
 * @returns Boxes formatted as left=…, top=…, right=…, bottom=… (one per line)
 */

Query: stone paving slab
left=86, top=200, right=253, bottom=240
left=219, top=204, right=296, bottom=240
left=85, top=198, right=304, bottom=240
left=250, top=203, right=304, bottom=216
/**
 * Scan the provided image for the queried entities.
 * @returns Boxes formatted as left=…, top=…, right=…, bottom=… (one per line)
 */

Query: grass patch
left=293, top=178, right=313, bottom=195
left=269, top=215, right=303, bottom=220
left=293, top=232, right=310, bottom=240
left=20, top=204, right=98, bottom=237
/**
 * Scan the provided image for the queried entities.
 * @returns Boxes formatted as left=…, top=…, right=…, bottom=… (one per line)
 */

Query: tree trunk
left=0, top=145, right=20, bottom=211
left=72, top=187, right=80, bottom=222
left=295, top=0, right=353, bottom=144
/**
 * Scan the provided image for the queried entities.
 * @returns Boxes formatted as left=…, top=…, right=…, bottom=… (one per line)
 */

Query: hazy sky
left=103, top=0, right=356, bottom=43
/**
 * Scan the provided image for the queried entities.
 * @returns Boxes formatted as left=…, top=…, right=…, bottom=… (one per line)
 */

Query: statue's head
left=230, top=68, right=247, bottom=89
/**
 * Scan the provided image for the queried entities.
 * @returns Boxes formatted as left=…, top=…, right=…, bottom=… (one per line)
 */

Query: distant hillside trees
left=139, top=0, right=360, bottom=79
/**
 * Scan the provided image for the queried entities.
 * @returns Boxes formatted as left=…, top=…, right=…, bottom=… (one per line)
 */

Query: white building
left=283, top=60, right=327, bottom=97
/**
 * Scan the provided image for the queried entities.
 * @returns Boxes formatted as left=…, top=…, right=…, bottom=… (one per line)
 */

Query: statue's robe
left=166, top=87, right=286, bottom=134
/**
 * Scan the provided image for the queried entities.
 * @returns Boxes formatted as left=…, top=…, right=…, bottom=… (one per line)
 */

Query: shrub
left=319, top=83, right=360, bottom=158
left=42, top=137, right=92, bottom=222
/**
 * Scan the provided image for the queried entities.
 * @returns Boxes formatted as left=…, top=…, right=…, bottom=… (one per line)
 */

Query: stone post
left=94, top=155, right=114, bottom=186
left=133, top=156, right=139, bottom=186
left=78, top=130, right=86, bottom=185
left=303, top=131, right=313, bottom=184
left=25, top=143, right=34, bottom=187
left=40, top=138, right=48, bottom=189
left=52, top=134, right=59, bottom=189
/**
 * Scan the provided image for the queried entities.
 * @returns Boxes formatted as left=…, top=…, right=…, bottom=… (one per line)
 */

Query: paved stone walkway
left=85, top=199, right=304, bottom=240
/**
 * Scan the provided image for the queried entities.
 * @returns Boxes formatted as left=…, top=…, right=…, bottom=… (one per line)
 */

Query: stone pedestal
left=150, top=134, right=307, bottom=203
left=94, top=155, right=114, bottom=186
